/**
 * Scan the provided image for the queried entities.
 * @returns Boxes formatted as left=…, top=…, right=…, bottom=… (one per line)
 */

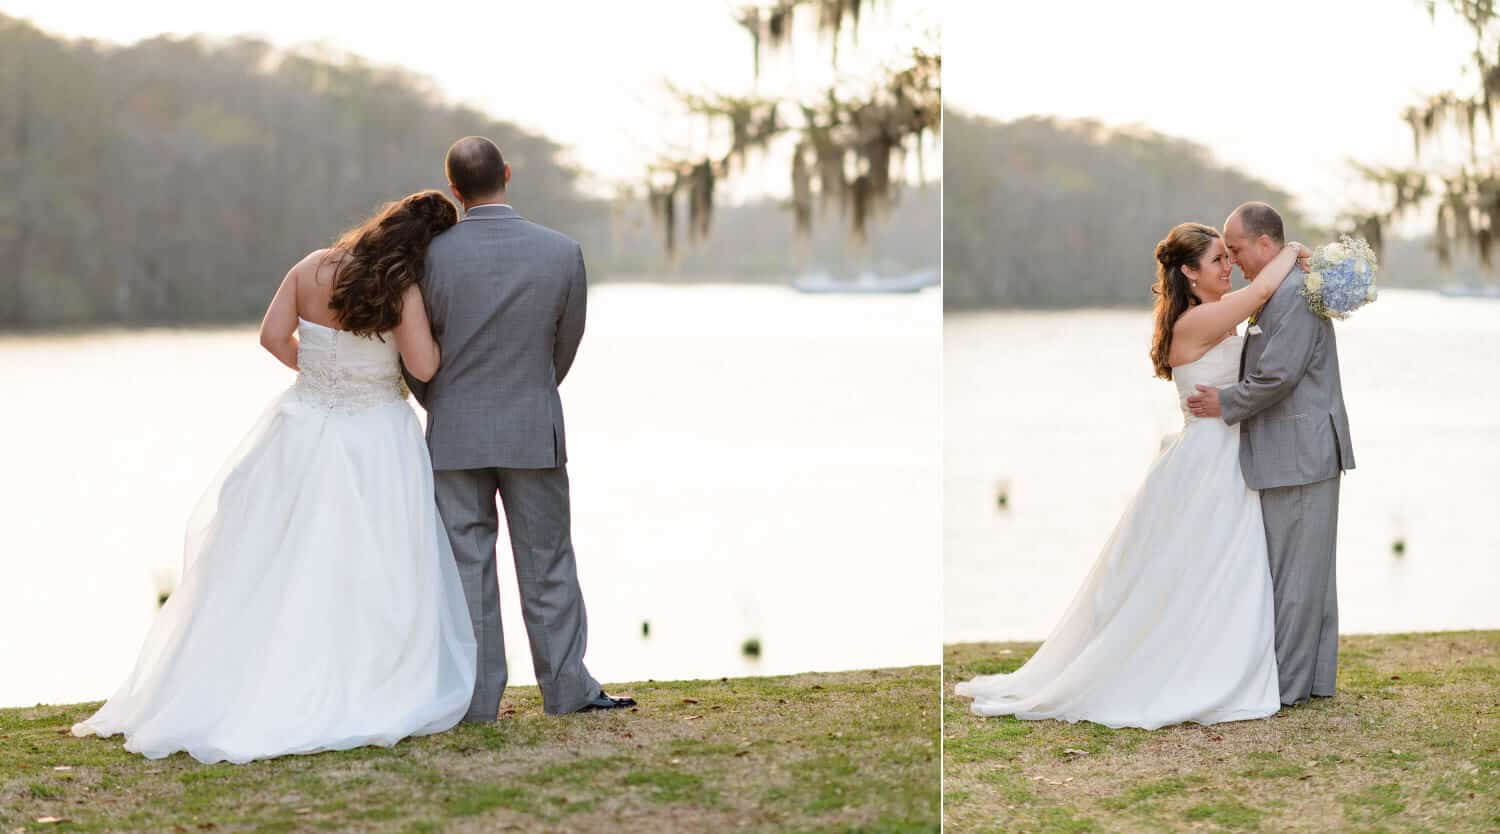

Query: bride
left=954, top=223, right=1310, bottom=730
left=71, top=191, right=478, bottom=763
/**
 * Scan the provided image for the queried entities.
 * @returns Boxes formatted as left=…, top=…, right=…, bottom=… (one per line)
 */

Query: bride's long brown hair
left=324, top=190, right=458, bottom=337
left=1149, top=222, right=1219, bottom=380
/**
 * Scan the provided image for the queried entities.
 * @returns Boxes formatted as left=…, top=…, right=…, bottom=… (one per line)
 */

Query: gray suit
left=404, top=203, right=600, bottom=718
left=1220, top=266, right=1355, bottom=705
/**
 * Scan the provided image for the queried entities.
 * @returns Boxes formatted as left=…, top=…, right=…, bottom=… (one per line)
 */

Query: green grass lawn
left=944, top=631, right=1500, bottom=834
left=1, top=666, right=939, bottom=834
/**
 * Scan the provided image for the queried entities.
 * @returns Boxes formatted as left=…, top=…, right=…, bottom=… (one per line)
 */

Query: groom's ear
left=449, top=182, right=463, bottom=204
left=503, top=163, right=512, bottom=189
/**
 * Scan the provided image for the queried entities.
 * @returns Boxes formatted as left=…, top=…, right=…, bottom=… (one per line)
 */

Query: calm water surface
left=946, top=289, right=1500, bottom=643
left=0, top=284, right=941, bottom=708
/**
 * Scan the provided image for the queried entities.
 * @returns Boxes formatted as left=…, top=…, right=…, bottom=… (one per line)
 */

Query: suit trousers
left=1259, top=474, right=1341, bottom=705
left=433, top=465, right=600, bottom=718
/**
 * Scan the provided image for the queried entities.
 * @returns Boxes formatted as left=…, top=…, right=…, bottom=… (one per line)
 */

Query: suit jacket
left=1220, top=266, right=1355, bottom=490
left=403, top=204, right=587, bottom=470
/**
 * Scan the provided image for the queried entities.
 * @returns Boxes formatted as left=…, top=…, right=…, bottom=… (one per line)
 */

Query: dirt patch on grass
left=1, top=666, right=939, bottom=833
left=944, top=631, right=1500, bottom=833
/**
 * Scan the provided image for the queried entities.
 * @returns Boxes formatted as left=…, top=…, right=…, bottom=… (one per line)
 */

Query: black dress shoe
left=576, top=690, right=636, bottom=712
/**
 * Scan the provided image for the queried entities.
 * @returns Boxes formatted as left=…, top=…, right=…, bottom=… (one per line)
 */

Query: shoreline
left=0, top=660, right=944, bottom=713
left=946, top=625, right=1498, bottom=646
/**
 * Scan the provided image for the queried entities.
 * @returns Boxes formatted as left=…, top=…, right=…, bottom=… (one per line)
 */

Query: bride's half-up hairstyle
left=1150, top=222, right=1220, bottom=380
left=325, top=190, right=458, bottom=338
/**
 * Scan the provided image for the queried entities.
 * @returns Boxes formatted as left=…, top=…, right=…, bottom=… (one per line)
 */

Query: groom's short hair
left=446, top=136, right=506, bottom=199
left=1232, top=201, right=1284, bottom=246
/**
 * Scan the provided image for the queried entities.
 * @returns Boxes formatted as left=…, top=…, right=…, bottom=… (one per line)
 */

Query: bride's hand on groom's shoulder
left=1290, top=242, right=1312, bottom=272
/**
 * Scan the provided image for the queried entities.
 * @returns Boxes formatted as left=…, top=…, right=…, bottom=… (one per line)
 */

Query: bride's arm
left=1174, top=242, right=1308, bottom=345
left=258, top=262, right=302, bottom=371
left=394, top=283, right=441, bottom=382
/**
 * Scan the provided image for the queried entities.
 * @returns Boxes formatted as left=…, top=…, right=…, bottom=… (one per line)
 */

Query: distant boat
left=1438, top=285, right=1500, bottom=299
left=793, top=268, right=940, bottom=294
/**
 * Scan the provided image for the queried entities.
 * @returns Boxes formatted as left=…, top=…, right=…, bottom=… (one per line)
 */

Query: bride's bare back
left=257, top=247, right=441, bottom=380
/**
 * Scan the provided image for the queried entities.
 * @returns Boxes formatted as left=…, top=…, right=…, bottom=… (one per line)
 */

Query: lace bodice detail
left=290, top=318, right=408, bottom=413
left=1173, top=335, right=1242, bottom=423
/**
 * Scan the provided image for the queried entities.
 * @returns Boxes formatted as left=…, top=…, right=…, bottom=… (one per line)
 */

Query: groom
left=404, top=136, right=634, bottom=718
left=1187, top=201, right=1355, bottom=706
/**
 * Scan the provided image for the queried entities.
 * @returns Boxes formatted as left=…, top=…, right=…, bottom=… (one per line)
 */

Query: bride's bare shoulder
left=303, top=247, right=351, bottom=267
left=293, top=248, right=348, bottom=286
left=1167, top=315, right=1212, bottom=368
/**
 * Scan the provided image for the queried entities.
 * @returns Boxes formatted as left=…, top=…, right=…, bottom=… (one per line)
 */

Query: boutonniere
left=1247, top=308, right=1263, bottom=336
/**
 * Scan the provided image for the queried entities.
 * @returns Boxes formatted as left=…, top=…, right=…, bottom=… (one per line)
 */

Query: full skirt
left=71, top=389, right=478, bottom=763
left=953, top=419, right=1280, bottom=729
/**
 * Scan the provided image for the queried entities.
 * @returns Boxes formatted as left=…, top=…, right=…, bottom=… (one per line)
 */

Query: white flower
left=1366, top=285, right=1379, bottom=302
left=1323, top=242, right=1348, bottom=261
left=1248, top=325, right=1263, bottom=336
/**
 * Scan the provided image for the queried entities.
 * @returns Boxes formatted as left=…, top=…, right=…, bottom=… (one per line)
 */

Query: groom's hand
left=1187, top=385, right=1222, bottom=418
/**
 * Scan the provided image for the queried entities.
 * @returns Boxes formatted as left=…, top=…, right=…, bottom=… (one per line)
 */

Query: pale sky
left=947, top=0, right=1477, bottom=227
left=1, top=0, right=939, bottom=201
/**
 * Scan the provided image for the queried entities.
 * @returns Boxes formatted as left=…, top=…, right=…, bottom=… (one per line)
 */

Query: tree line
left=943, top=110, right=1468, bottom=311
left=0, top=14, right=937, bottom=329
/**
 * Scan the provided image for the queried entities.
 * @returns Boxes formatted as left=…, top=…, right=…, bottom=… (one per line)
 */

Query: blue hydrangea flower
left=1302, top=235, right=1379, bottom=320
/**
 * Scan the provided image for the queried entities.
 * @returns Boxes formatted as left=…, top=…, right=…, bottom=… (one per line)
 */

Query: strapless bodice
left=1173, top=335, right=1242, bottom=423
left=290, top=318, right=407, bottom=413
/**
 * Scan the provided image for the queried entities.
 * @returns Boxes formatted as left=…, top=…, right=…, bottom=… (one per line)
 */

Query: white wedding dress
left=954, top=334, right=1279, bottom=729
left=72, top=318, right=477, bottom=763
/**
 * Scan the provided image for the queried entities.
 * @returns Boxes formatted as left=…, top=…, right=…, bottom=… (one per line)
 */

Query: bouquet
left=1302, top=235, right=1379, bottom=319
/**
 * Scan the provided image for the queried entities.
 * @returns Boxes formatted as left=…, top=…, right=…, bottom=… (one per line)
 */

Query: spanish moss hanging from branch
left=1351, top=0, right=1500, bottom=278
left=647, top=1, right=939, bottom=258
left=737, top=0, right=875, bottom=79
left=646, top=47, right=938, bottom=256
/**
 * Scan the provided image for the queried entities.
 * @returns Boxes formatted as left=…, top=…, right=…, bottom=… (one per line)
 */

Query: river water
left=0, top=284, right=942, bottom=708
left=945, top=289, right=1500, bottom=642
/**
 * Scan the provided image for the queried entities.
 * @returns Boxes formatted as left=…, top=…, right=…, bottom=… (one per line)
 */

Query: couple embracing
left=957, top=202, right=1354, bottom=729
left=72, top=137, right=632, bottom=764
